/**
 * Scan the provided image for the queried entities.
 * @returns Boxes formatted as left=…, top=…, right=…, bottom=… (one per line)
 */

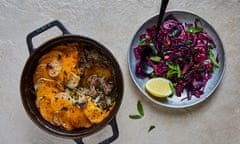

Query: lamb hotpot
left=20, top=20, right=124, bottom=144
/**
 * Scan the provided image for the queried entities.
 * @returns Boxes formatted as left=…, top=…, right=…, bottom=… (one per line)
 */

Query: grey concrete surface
left=0, top=0, right=240, bottom=144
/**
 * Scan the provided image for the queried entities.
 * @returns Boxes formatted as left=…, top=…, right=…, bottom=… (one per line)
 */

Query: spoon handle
left=154, top=0, right=169, bottom=52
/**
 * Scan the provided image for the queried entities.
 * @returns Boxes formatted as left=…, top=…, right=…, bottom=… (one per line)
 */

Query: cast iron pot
left=20, top=20, right=124, bottom=144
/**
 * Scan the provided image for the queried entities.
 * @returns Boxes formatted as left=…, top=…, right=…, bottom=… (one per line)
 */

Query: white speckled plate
left=128, top=10, right=225, bottom=108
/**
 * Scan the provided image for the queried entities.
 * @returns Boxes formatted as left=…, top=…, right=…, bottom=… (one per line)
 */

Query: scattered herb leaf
left=176, top=64, right=182, bottom=78
left=139, top=38, right=146, bottom=45
left=186, top=27, right=203, bottom=33
left=137, top=100, right=144, bottom=116
left=149, top=43, right=158, bottom=54
left=185, top=39, right=191, bottom=48
left=166, top=62, right=182, bottom=78
left=169, top=82, right=175, bottom=95
left=208, top=43, right=214, bottom=49
left=148, top=125, right=156, bottom=133
left=129, top=114, right=142, bottom=119
left=150, top=56, right=161, bottom=62
left=129, top=101, right=157, bottom=133
left=129, top=100, right=144, bottom=120
left=208, top=50, right=219, bottom=68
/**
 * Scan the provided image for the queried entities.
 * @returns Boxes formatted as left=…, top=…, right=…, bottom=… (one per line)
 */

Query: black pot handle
left=26, top=20, right=70, bottom=55
left=74, top=117, right=119, bottom=144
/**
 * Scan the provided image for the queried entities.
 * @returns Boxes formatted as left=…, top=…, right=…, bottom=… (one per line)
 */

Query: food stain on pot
left=33, top=42, right=117, bottom=131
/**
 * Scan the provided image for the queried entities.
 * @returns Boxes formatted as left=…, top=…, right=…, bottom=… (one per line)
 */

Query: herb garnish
left=186, top=27, right=203, bottom=33
left=148, top=125, right=156, bottom=133
left=150, top=56, right=161, bottom=62
left=166, top=62, right=182, bottom=78
left=137, top=100, right=144, bottom=116
left=129, top=100, right=144, bottom=119
left=129, top=114, right=142, bottom=119
left=129, top=100, right=156, bottom=133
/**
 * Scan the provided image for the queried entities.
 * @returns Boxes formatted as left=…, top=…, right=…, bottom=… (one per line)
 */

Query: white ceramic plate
left=128, top=10, right=225, bottom=108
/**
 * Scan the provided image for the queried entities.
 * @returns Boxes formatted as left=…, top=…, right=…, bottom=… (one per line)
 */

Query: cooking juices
left=33, top=42, right=117, bottom=131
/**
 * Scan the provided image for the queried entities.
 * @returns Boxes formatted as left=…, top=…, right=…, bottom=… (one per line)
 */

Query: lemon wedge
left=145, top=77, right=173, bottom=98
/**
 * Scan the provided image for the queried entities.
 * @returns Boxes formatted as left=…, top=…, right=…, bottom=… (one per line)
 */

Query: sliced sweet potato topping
left=35, top=79, right=64, bottom=100
left=53, top=44, right=80, bottom=86
left=33, top=65, right=52, bottom=85
left=35, top=45, right=80, bottom=85
left=52, top=43, right=79, bottom=55
left=55, top=108, right=74, bottom=131
left=39, top=50, right=63, bottom=64
left=70, top=106, right=92, bottom=128
left=83, top=100, right=110, bottom=124
left=51, top=92, right=72, bottom=112
left=53, top=43, right=79, bottom=67
left=39, top=98, right=55, bottom=125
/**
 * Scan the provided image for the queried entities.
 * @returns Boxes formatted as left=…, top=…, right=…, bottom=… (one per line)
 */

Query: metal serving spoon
left=140, top=45, right=154, bottom=75
left=140, top=0, right=169, bottom=75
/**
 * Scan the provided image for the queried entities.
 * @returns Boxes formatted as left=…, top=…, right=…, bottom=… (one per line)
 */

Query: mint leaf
left=208, top=50, right=219, bottom=68
left=148, top=125, right=156, bottom=133
left=186, top=27, right=203, bottom=33
left=150, top=56, right=161, bottom=62
left=137, top=100, right=144, bottom=116
left=129, top=114, right=142, bottom=119
left=169, top=82, right=175, bottom=95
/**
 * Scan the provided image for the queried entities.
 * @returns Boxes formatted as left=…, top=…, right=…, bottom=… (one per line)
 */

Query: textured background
left=0, top=0, right=240, bottom=143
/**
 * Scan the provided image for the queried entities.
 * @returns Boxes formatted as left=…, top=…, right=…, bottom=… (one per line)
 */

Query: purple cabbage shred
left=134, top=15, right=218, bottom=100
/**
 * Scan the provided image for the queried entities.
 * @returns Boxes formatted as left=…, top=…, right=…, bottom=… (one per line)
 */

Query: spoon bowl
left=140, top=45, right=154, bottom=75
